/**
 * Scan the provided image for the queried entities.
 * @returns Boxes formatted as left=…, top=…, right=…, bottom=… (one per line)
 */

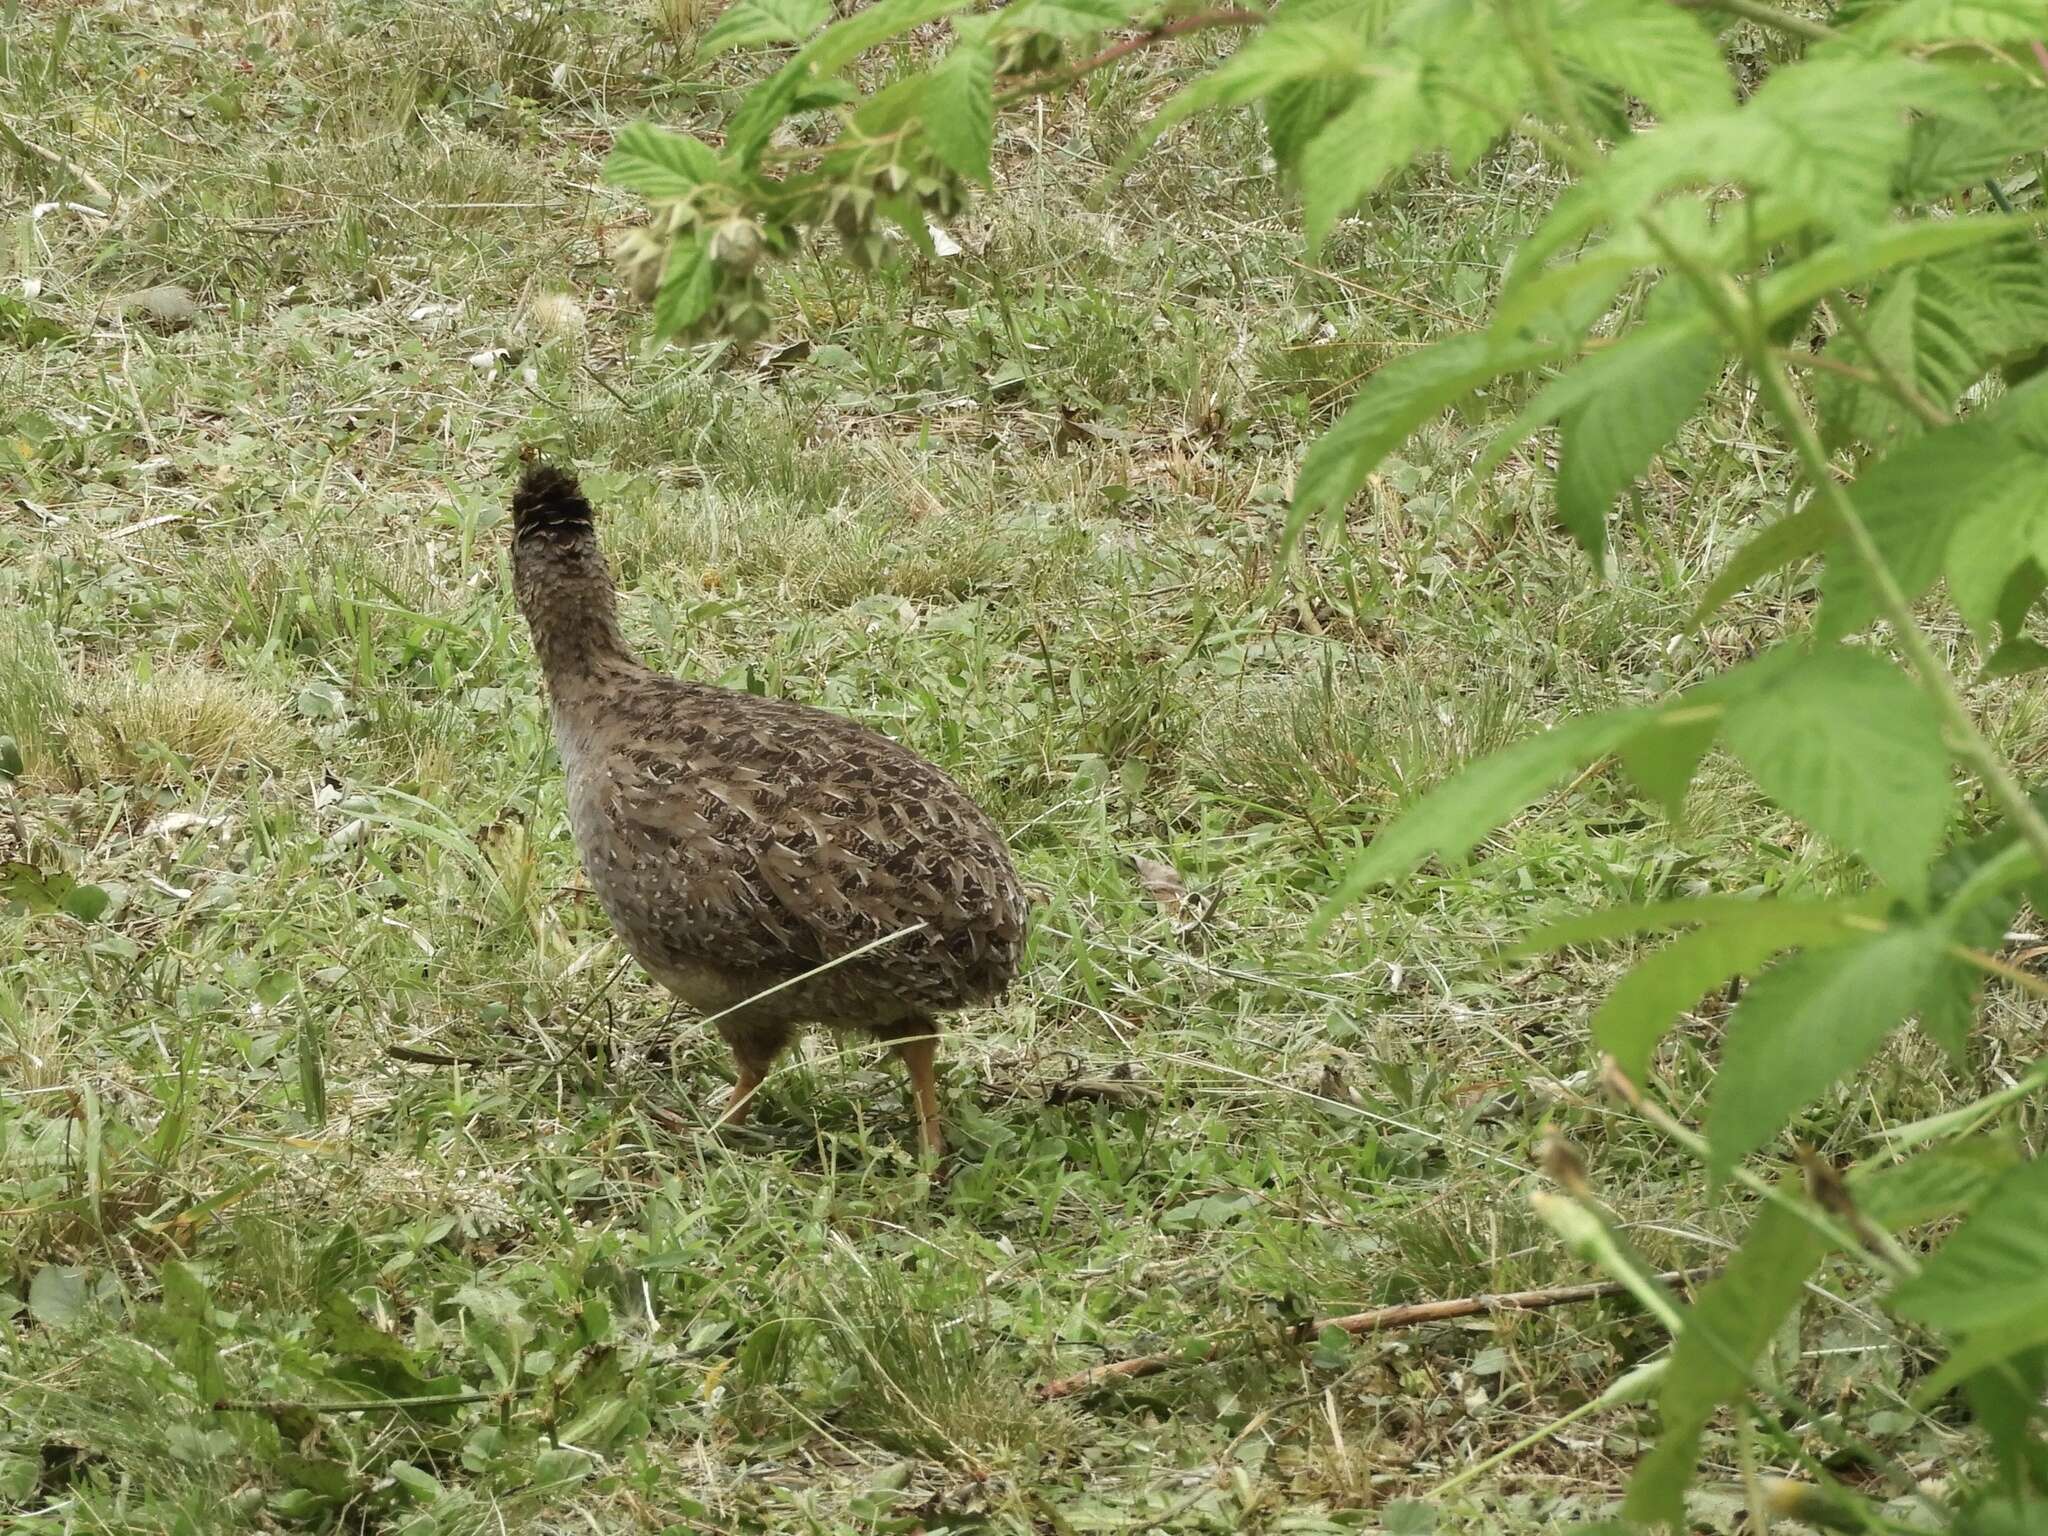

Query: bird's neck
left=513, top=533, right=633, bottom=691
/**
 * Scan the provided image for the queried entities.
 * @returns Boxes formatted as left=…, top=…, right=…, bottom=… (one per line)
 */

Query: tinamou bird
left=507, top=461, right=1027, bottom=1159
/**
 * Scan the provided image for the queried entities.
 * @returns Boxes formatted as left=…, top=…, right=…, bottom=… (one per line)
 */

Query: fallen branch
left=1035, top=1266, right=1718, bottom=1400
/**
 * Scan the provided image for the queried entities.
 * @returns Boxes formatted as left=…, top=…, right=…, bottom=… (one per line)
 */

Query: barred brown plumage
left=509, top=461, right=1026, bottom=1160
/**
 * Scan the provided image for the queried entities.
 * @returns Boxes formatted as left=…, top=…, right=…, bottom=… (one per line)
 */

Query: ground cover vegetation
left=4, top=0, right=2048, bottom=1530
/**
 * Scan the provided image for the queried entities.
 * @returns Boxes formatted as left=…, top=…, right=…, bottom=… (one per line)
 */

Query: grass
left=1, top=2, right=2038, bottom=1532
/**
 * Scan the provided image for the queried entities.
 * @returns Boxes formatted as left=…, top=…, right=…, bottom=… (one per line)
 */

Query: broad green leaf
left=1624, top=1194, right=1828, bottom=1527
left=1687, top=500, right=1830, bottom=629
left=1753, top=213, right=2045, bottom=336
left=1593, top=908, right=1869, bottom=1083
left=797, top=0, right=974, bottom=75
left=924, top=41, right=995, bottom=183
left=1890, top=1154, right=2048, bottom=1332
left=1705, top=924, right=1946, bottom=1180
left=652, top=237, right=715, bottom=338
left=1819, top=419, right=2007, bottom=638
left=1984, top=637, right=2048, bottom=679
left=726, top=56, right=811, bottom=169
left=1122, top=17, right=1374, bottom=173
left=1951, top=495, right=2048, bottom=645
left=1915, top=1309, right=2048, bottom=1407
left=1720, top=647, right=1955, bottom=902
left=1853, top=1138, right=2017, bottom=1231
left=1549, top=0, right=1727, bottom=122
left=1819, top=236, right=2048, bottom=450
left=997, top=0, right=1139, bottom=36
left=1901, top=89, right=2048, bottom=201
left=603, top=122, right=722, bottom=201
left=1618, top=704, right=1720, bottom=820
left=1300, top=64, right=1430, bottom=253
left=1513, top=895, right=1875, bottom=954
left=701, top=0, right=831, bottom=55
left=1287, top=331, right=1570, bottom=548
left=1850, top=0, right=2048, bottom=43
left=1316, top=707, right=1645, bottom=917
left=1554, top=322, right=1723, bottom=560
left=1513, top=58, right=1990, bottom=288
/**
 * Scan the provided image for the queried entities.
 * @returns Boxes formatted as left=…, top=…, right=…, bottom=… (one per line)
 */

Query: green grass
left=0, top=3, right=2030, bottom=1532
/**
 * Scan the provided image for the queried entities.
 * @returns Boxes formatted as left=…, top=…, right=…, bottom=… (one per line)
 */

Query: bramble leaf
left=1592, top=907, right=1867, bottom=1084
left=1624, top=1194, right=1827, bottom=1526
left=924, top=41, right=995, bottom=182
left=701, top=0, right=831, bottom=55
left=1720, top=647, right=1955, bottom=902
left=1549, top=0, right=1727, bottom=122
left=603, top=123, right=722, bottom=201
left=1705, top=925, right=1946, bottom=1180
left=1317, top=707, right=1645, bottom=916
left=653, top=237, right=716, bottom=338
left=1891, top=1155, right=2048, bottom=1333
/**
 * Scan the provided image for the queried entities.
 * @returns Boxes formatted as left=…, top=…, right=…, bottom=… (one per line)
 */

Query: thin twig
left=1035, top=1267, right=1718, bottom=1400
left=996, top=10, right=1267, bottom=107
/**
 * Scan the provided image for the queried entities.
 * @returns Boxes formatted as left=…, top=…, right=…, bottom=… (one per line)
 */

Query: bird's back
left=555, top=665, right=1027, bottom=1028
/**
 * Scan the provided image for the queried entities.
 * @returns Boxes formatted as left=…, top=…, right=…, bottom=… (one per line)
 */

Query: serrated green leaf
left=1819, top=236, right=2048, bottom=451
left=1849, top=0, right=2048, bottom=42
left=1618, top=705, right=1721, bottom=821
left=1721, top=647, right=1955, bottom=901
left=797, top=0, right=974, bottom=75
left=1900, top=89, right=2048, bottom=201
left=1705, top=925, right=1945, bottom=1180
left=602, top=122, right=722, bottom=201
left=997, top=0, right=1138, bottom=35
left=1947, top=484, right=2048, bottom=644
left=1300, top=63, right=1429, bottom=253
left=652, top=237, right=715, bottom=338
left=1513, top=894, right=1872, bottom=954
left=701, top=0, right=831, bottom=55
left=1288, top=330, right=1570, bottom=548
left=1550, top=0, right=1727, bottom=121
left=1624, top=1193, right=1828, bottom=1527
left=1854, top=1138, right=2016, bottom=1231
left=1819, top=418, right=2006, bottom=638
left=727, top=56, right=812, bottom=169
left=1513, top=56, right=1974, bottom=285
left=1554, top=322, right=1723, bottom=561
left=1120, top=17, right=1373, bottom=175
left=1315, top=707, right=1644, bottom=917
left=1593, top=908, right=1868, bottom=1083
left=1688, top=501, right=1829, bottom=628
left=924, top=40, right=994, bottom=183
left=1891, top=1154, right=2048, bottom=1332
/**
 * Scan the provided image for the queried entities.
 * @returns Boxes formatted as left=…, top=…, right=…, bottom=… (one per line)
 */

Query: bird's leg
left=717, top=1061, right=764, bottom=1128
left=892, top=1030, right=945, bottom=1163
left=714, top=1019, right=787, bottom=1133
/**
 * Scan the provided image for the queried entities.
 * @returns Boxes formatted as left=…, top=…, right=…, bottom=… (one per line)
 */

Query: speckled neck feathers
left=510, top=463, right=629, bottom=687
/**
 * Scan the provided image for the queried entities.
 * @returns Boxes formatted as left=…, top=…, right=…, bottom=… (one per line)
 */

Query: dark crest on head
left=511, top=462, right=595, bottom=541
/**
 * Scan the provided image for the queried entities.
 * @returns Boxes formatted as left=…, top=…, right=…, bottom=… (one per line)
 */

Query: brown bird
left=508, top=461, right=1026, bottom=1159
